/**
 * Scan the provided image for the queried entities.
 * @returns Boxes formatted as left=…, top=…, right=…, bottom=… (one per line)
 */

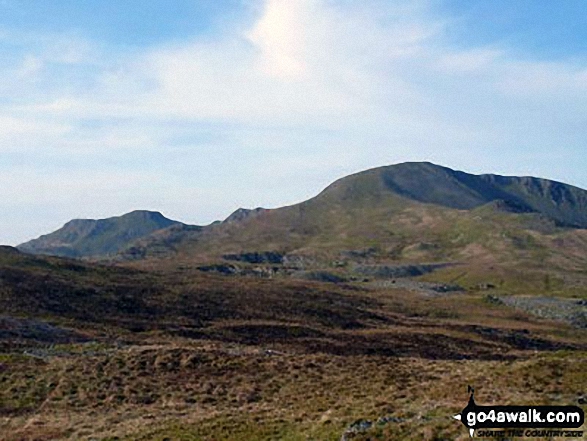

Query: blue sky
left=0, top=0, right=244, bottom=45
left=1, top=0, right=587, bottom=245
left=437, top=0, right=587, bottom=60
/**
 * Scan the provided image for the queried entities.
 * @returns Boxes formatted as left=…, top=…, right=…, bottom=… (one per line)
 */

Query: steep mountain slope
left=122, top=163, right=587, bottom=270
left=18, top=162, right=587, bottom=277
left=319, top=162, right=587, bottom=225
left=18, top=210, right=182, bottom=259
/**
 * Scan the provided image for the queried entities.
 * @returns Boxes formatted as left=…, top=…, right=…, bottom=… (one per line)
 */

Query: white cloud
left=3, top=0, right=586, bottom=152
left=246, top=0, right=312, bottom=79
left=436, top=48, right=503, bottom=73
left=1, top=0, right=587, bottom=244
left=496, top=60, right=587, bottom=97
left=15, top=55, right=43, bottom=78
left=0, top=115, right=71, bottom=149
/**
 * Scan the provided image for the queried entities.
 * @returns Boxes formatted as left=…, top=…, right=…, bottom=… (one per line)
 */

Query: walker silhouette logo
left=453, top=387, right=585, bottom=438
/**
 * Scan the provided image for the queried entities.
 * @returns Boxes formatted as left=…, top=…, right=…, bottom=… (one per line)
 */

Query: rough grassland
left=1, top=248, right=586, bottom=440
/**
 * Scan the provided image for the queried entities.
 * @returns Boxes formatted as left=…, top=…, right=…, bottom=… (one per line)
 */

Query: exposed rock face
left=223, top=251, right=284, bottom=264
left=223, top=207, right=265, bottom=223
left=16, top=162, right=587, bottom=264
left=340, top=416, right=405, bottom=440
left=500, top=296, right=587, bottom=328
left=320, top=162, right=587, bottom=226
left=353, top=263, right=452, bottom=279
left=18, top=210, right=182, bottom=259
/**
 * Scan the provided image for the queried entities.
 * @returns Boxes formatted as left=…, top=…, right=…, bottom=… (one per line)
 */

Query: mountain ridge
left=18, top=210, right=181, bottom=259
left=16, top=162, right=587, bottom=264
left=315, top=162, right=587, bottom=225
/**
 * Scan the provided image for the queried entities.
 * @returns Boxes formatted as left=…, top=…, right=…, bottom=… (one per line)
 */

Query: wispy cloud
left=1, top=0, right=587, bottom=244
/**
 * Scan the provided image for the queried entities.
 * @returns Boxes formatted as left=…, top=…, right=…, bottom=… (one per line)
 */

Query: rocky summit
left=18, top=210, right=181, bottom=259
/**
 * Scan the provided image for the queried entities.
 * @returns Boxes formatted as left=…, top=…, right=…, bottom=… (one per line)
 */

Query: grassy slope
left=121, top=165, right=587, bottom=288
left=127, top=190, right=587, bottom=298
left=5, top=162, right=587, bottom=439
left=2, top=345, right=585, bottom=441
left=1, top=247, right=586, bottom=440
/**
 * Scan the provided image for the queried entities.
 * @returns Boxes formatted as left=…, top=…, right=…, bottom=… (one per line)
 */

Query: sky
left=1, top=0, right=587, bottom=245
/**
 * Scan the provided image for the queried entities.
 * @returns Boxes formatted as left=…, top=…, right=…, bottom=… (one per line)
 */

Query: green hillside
left=122, top=163, right=587, bottom=270
left=16, top=163, right=587, bottom=294
left=3, top=163, right=587, bottom=440
left=1, top=239, right=586, bottom=441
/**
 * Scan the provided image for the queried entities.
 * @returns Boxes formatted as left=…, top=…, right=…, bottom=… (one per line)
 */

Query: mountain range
left=17, top=162, right=587, bottom=288
left=4, top=162, right=587, bottom=441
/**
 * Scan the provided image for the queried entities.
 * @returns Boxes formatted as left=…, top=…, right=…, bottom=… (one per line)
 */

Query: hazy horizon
left=2, top=0, right=587, bottom=245
left=11, top=160, right=587, bottom=247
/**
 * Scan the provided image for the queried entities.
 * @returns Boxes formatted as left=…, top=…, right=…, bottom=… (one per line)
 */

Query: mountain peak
left=0, top=245, right=20, bottom=255
left=125, top=210, right=167, bottom=219
left=224, top=207, right=265, bottom=223
left=16, top=163, right=587, bottom=262
left=18, top=210, right=183, bottom=259
left=312, top=161, right=587, bottom=227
